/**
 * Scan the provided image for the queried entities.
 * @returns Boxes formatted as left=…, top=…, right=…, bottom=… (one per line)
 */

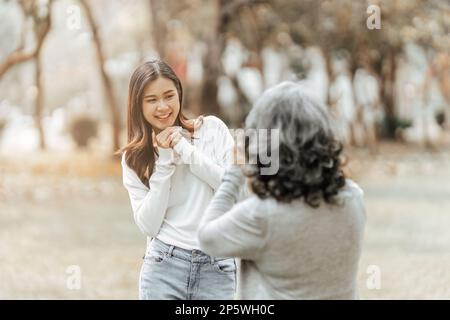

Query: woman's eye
left=166, top=95, right=174, bottom=100
left=146, top=99, right=157, bottom=103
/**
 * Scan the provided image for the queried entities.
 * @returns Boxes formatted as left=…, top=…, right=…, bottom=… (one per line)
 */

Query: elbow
left=134, top=210, right=157, bottom=238
left=197, top=226, right=219, bottom=256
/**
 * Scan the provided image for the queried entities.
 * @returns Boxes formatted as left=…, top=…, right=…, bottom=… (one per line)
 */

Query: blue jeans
left=139, top=237, right=236, bottom=300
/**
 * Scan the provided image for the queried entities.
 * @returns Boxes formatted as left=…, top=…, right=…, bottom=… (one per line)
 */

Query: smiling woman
left=116, top=60, right=237, bottom=300
left=117, top=60, right=195, bottom=185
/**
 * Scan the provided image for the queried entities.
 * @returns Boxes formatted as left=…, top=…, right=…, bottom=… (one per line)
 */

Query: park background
left=0, top=0, right=449, bottom=299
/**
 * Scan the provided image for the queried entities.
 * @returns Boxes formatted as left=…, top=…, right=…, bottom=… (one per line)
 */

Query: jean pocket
left=214, top=258, right=236, bottom=274
left=143, top=250, right=167, bottom=264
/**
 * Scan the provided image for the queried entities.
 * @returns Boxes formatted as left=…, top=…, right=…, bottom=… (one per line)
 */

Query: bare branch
left=0, top=0, right=52, bottom=79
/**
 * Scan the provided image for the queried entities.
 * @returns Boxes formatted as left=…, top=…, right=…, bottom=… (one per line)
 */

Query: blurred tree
left=2, top=0, right=447, bottom=151
left=149, top=0, right=191, bottom=60
left=201, top=0, right=267, bottom=117
left=31, top=0, right=53, bottom=150
left=0, top=0, right=53, bottom=150
left=79, top=0, right=121, bottom=156
left=254, top=0, right=449, bottom=138
left=148, top=0, right=266, bottom=118
left=0, top=0, right=51, bottom=79
left=69, top=114, right=98, bottom=148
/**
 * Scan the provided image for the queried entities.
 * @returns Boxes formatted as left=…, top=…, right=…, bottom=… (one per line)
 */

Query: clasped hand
left=152, top=116, right=203, bottom=149
left=152, top=126, right=183, bottom=149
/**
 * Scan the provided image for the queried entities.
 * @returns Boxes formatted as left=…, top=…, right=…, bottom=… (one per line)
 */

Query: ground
left=0, top=143, right=449, bottom=299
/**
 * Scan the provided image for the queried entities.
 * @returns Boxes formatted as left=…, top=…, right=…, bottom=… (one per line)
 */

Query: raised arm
left=197, top=165, right=269, bottom=260
left=121, top=149, right=175, bottom=237
left=173, top=116, right=234, bottom=191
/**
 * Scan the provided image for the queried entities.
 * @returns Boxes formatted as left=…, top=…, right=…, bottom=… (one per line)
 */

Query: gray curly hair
left=243, top=81, right=346, bottom=208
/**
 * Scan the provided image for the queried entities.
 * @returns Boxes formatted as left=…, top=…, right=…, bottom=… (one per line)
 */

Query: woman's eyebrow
left=144, top=90, right=174, bottom=98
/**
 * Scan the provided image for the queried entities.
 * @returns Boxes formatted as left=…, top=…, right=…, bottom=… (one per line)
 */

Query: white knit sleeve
left=121, top=150, right=175, bottom=237
left=173, top=116, right=234, bottom=191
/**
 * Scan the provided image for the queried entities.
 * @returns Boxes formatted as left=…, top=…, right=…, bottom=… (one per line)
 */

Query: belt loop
left=168, top=245, right=175, bottom=257
left=210, top=255, right=215, bottom=265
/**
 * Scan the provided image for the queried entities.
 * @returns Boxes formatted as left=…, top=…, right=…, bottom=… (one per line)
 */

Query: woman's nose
left=157, top=99, right=170, bottom=111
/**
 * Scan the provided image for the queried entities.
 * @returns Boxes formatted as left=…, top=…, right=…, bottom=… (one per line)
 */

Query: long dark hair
left=116, top=60, right=194, bottom=187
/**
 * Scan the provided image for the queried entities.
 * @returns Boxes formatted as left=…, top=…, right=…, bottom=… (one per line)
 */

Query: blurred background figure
left=396, top=43, right=444, bottom=147
left=353, top=66, right=382, bottom=152
left=329, top=52, right=357, bottom=145
left=297, top=46, right=329, bottom=105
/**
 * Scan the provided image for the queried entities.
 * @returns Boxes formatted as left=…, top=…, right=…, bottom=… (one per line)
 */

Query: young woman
left=119, top=60, right=236, bottom=300
left=198, top=81, right=366, bottom=299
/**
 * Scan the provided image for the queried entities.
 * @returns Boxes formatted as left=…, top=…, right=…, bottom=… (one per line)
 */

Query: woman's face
left=142, top=77, right=180, bottom=132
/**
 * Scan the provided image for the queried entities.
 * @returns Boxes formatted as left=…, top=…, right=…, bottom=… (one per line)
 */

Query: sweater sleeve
left=173, top=116, right=234, bottom=191
left=121, top=149, right=175, bottom=237
left=197, top=165, right=268, bottom=260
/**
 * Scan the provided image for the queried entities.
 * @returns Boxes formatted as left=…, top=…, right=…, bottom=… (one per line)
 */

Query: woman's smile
left=155, top=112, right=172, bottom=120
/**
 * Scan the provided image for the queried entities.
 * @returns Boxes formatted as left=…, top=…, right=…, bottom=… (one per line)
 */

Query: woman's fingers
left=158, top=127, right=175, bottom=141
left=153, top=118, right=202, bottom=148
left=155, top=129, right=169, bottom=148
left=170, top=130, right=183, bottom=147
left=155, top=126, right=182, bottom=148
left=167, top=133, right=173, bottom=145
left=156, top=127, right=173, bottom=144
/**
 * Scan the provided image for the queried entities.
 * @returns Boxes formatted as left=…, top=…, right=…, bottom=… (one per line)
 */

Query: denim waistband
left=149, top=237, right=228, bottom=264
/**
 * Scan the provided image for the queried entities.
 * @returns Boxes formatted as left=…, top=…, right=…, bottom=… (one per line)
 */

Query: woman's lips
left=155, top=112, right=172, bottom=120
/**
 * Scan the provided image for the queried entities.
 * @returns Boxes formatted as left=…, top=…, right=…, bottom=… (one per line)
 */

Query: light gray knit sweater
left=198, top=165, right=366, bottom=300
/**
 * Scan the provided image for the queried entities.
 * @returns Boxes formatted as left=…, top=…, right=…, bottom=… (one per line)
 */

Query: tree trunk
left=381, top=48, right=398, bottom=139
left=34, top=51, right=46, bottom=150
left=200, top=0, right=266, bottom=118
left=229, top=75, right=251, bottom=126
left=201, top=47, right=222, bottom=116
left=79, top=0, right=121, bottom=155
left=148, top=0, right=167, bottom=58
left=199, top=0, right=228, bottom=117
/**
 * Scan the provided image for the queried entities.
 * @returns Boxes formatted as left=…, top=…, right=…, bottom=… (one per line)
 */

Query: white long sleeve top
left=121, top=116, right=235, bottom=250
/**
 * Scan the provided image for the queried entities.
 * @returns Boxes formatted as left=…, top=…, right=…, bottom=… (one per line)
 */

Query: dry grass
left=0, top=143, right=449, bottom=299
left=0, top=150, right=121, bottom=177
left=348, top=144, right=450, bottom=299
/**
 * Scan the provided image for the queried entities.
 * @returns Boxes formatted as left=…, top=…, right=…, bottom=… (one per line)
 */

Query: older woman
left=198, top=81, right=366, bottom=300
